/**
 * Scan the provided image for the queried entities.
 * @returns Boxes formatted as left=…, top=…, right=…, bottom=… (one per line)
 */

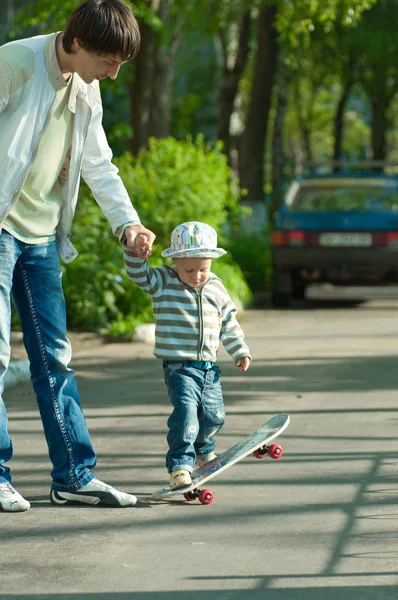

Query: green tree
left=244, top=0, right=377, bottom=201
left=356, top=0, right=398, bottom=164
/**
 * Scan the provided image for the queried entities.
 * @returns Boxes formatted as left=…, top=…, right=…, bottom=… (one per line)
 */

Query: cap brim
left=161, top=248, right=227, bottom=259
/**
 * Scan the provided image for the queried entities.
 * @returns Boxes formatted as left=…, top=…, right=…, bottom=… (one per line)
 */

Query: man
left=0, top=0, right=155, bottom=512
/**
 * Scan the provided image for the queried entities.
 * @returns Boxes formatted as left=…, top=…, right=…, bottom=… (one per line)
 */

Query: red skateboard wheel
left=198, top=489, right=214, bottom=505
left=253, top=446, right=268, bottom=459
left=268, top=443, right=283, bottom=459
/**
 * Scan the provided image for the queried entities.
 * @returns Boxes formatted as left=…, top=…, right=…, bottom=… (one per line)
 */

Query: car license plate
left=319, top=233, right=372, bottom=247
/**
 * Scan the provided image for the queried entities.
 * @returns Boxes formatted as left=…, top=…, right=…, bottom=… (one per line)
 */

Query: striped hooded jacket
left=124, top=248, right=251, bottom=363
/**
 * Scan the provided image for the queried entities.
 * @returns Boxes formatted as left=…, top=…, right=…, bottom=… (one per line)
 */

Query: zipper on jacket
left=193, top=277, right=215, bottom=361
left=197, top=288, right=204, bottom=360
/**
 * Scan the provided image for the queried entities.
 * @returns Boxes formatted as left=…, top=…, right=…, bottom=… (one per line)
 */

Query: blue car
left=271, top=173, right=398, bottom=307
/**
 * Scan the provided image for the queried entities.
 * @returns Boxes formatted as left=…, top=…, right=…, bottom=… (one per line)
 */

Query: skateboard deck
left=151, top=412, right=290, bottom=504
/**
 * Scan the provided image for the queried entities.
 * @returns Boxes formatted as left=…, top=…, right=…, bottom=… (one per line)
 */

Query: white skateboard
left=151, top=413, right=290, bottom=504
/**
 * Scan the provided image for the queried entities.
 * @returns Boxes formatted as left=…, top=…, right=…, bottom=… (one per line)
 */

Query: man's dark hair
left=63, top=0, right=140, bottom=61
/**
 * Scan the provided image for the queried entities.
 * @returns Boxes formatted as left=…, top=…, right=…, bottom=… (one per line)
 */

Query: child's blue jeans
left=163, top=361, right=225, bottom=473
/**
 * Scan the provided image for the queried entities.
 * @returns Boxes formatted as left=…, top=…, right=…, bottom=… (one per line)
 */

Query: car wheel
left=271, top=269, right=292, bottom=307
left=271, top=290, right=292, bottom=307
left=292, top=284, right=307, bottom=300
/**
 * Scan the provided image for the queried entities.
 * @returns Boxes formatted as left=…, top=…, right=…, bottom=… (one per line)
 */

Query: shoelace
left=0, top=482, right=15, bottom=496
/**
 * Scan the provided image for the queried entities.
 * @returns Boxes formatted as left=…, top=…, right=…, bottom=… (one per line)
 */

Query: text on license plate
left=319, top=233, right=372, bottom=247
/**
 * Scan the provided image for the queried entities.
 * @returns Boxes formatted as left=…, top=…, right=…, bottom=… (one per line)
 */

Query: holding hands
left=124, top=224, right=155, bottom=258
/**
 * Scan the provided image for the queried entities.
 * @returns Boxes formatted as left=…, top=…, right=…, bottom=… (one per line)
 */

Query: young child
left=124, top=221, right=251, bottom=489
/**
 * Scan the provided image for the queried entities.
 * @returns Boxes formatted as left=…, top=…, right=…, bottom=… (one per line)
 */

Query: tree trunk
left=148, top=0, right=178, bottom=139
left=294, top=80, right=315, bottom=171
left=271, top=50, right=289, bottom=220
left=149, top=43, right=175, bottom=139
left=238, top=5, right=279, bottom=204
left=332, top=79, right=352, bottom=172
left=371, top=92, right=389, bottom=168
left=217, top=11, right=251, bottom=162
left=129, top=20, right=155, bottom=155
left=297, top=103, right=313, bottom=166
left=129, top=0, right=177, bottom=154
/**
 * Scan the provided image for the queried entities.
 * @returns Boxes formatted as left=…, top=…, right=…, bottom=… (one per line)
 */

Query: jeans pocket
left=163, top=362, right=184, bottom=384
left=164, top=362, right=185, bottom=372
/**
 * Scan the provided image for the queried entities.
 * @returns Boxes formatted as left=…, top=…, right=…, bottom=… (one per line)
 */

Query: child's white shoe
left=195, top=453, right=217, bottom=469
left=169, top=469, right=192, bottom=489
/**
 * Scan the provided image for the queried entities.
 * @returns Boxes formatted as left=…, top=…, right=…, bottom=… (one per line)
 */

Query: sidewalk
left=3, top=305, right=398, bottom=599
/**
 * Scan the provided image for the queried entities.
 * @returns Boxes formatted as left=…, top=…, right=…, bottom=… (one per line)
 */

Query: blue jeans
left=163, top=361, right=225, bottom=473
left=0, top=230, right=96, bottom=491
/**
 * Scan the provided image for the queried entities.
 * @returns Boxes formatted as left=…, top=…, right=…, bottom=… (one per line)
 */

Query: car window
left=290, top=184, right=398, bottom=212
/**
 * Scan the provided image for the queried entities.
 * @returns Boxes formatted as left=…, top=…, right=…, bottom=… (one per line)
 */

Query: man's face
left=173, top=257, right=212, bottom=289
left=72, top=41, right=126, bottom=83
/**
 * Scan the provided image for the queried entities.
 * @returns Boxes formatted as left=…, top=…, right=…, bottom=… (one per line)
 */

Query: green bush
left=114, top=136, right=244, bottom=248
left=62, top=136, right=251, bottom=336
left=210, top=257, right=252, bottom=312
left=224, top=233, right=273, bottom=295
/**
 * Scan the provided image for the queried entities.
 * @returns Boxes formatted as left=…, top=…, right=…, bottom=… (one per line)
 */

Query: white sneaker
left=50, top=478, right=137, bottom=507
left=195, top=453, right=217, bottom=469
left=0, top=482, right=30, bottom=512
left=169, top=470, right=192, bottom=489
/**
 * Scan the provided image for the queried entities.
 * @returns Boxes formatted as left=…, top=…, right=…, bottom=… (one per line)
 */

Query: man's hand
left=124, top=224, right=156, bottom=258
left=236, top=357, right=251, bottom=372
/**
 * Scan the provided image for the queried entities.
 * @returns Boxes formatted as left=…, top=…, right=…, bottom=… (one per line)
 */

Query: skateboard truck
left=184, top=489, right=214, bottom=505
left=252, top=443, right=283, bottom=460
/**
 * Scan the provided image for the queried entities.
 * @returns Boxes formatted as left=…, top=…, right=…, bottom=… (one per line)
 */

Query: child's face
left=173, top=257, right=212, bottom=288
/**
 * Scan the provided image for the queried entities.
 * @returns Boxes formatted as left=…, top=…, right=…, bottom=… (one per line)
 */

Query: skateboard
left=151, top=412, right=290, bottom=505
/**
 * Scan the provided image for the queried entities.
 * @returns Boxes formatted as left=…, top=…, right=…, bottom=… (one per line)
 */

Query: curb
left=4, top=358, right=30, bottom=390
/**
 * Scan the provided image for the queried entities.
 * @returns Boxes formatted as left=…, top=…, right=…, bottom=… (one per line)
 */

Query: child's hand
left=236, top=357, right=251, bottom=372
left=124, top=225, right=155, bottom=258
left=134, top=233, right=151, bottom=257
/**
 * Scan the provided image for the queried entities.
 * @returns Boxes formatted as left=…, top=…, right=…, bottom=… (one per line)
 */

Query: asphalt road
left=3, top=286, right=398, bottom=599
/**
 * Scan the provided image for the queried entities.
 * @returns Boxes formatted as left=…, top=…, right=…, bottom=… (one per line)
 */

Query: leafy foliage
left=61, top=187, right=155, bottom=331
left=114, top=136, right=244, bottom=248
left=224, top=233, right=272, bottom=295
left=63, top=137, right=250, bottom=335
left=276, top=0, right=377, bottom=43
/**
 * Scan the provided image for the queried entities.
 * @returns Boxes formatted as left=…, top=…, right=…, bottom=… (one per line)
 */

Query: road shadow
left=1, top=589, right=397, bottom=599
left=6, top=350, right=398, bottom=414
